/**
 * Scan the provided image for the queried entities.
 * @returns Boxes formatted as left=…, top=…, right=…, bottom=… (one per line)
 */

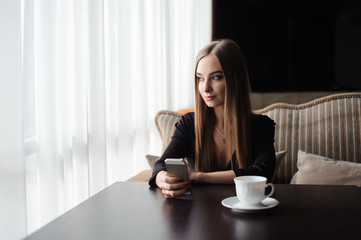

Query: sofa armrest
left=125, top=170, right=152, bottom=182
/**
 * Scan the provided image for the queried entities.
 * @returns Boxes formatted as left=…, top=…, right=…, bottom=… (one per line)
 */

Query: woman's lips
left=204, top=96, right=215, bottom=101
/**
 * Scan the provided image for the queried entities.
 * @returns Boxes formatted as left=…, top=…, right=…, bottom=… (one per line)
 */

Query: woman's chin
left=205, top=103, right=215, bottom=108
left=205, top=102, right=222, bottom=108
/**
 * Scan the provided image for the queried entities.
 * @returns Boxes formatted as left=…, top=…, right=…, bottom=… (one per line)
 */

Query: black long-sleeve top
left=149, top=112, right=276, bottom=187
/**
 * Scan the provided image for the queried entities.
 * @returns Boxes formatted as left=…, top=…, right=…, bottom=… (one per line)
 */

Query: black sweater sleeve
left=233, top=115, right=276, bottom=181
left=148, top=113, right=195, bottom=187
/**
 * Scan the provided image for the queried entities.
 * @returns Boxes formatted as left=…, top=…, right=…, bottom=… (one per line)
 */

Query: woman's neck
left=214, top=106, right=224, bottom=130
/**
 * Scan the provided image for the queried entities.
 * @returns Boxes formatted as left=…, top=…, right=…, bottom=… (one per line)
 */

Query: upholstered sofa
left=127, top=92, right=361, bottom=186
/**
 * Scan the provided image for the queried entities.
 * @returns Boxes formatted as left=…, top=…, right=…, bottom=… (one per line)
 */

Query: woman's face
left=196, top=54, right=225, bottom=108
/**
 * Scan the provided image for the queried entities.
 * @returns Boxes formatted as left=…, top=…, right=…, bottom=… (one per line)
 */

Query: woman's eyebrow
left=209, top=70, right=223, bottom=75
left=196, top=70, right=223, bottom=76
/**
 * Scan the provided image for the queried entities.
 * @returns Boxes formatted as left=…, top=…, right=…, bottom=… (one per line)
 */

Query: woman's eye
left=197, top=77, right=204, bottom=81
left=212, top=75, right=223, bottom=80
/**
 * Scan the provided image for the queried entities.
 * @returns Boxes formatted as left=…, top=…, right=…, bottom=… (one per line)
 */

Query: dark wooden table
left=25, top=182, right=361, bottom=240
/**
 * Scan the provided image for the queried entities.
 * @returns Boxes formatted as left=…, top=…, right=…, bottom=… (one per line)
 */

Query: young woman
left=149, top=39, right=276, bottom=198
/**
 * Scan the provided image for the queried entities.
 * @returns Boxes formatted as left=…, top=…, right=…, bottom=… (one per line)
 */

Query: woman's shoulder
left=175, top=112, right=195, bottom=131
left=181, top=111, right=195, bottom=121
left=251, top=113, right=275, bottom=128
left=250, top=114, right=275, bottom=140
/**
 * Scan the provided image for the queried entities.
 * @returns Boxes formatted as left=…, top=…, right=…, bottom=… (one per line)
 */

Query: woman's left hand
left=156, top=171, right=190, bottom=198
left=187, top=164, right=198, bottom=182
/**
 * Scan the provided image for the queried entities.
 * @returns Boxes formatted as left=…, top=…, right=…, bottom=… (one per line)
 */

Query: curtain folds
left=0, top=1, right=27, bottom=240
left=0, top=0, right=211, bottom=238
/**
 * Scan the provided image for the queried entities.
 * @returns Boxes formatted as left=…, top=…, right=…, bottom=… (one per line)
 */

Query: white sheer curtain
left=0, top=0, right=211, bottom=239
left=0, top=1, right=27, bottom=240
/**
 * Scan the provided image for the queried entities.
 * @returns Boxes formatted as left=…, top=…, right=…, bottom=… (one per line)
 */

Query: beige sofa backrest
left=254, top=92, right=361, bottom=183
left=155, top=110, right=183, bottom=152
left=155, top=92, right=361, bottom=184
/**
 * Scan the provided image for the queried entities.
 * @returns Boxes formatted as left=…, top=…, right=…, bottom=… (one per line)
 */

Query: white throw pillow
left=291, top=150, right=361, bottom=186
left=272, top=150, right=287, bottom=181
left=275, top=150, right=287, bottom=171
left=146, top=154, right=160, bottom=170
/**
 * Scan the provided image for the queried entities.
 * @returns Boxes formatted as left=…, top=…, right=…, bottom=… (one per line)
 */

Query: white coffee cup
left=234, top=176, right=274, bottom=205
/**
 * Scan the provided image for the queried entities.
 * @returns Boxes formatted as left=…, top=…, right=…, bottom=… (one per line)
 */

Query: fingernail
left=184, top=182, right=189, bottom=186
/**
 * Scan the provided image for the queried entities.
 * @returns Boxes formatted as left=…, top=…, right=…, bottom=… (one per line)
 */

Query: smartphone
left=165, top=158, right=191, bottom=195
left=164, top=158, right=190, bottom=182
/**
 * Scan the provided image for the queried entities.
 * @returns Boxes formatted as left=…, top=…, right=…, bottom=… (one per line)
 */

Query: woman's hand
left=187, top=164, right=198, bottom=182
left=155, top=171, right=190, bottom=198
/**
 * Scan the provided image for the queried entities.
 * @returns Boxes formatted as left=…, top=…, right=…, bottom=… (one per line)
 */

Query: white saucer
left=222, top=196, right=279, bottom=213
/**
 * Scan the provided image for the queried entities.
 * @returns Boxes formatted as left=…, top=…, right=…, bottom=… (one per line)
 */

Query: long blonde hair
left=194, top=39, right=252, bottom=172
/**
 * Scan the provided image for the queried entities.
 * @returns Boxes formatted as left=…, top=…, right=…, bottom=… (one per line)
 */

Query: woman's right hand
left=155, top=171, right=190, bottom=198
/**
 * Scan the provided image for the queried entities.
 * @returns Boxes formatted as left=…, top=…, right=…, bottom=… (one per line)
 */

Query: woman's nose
left=202, top=79, right=211, bottom=92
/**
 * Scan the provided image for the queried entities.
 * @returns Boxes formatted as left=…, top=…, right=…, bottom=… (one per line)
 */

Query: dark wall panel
left=212, top=0, right=361, bottom=92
